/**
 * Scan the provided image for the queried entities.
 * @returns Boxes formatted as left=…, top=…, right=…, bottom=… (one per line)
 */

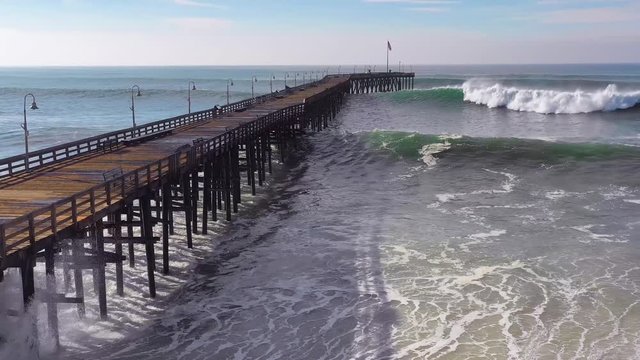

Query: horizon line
left=1, top=62, right=639, bottom=68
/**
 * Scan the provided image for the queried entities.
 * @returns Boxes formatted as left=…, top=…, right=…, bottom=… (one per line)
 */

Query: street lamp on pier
left=188, top=81, right=196, bottom=113
left=226, top=79, right=234, bottom=105
left=130, top=85, right=141, bottom=135
left=270, top=74, right=276, bottom=93
left=251, top=76, right=258, bottom=99
left=21, top=93, right=38, bottom=171
left=284, top=72, right=290, bottom=88
left=295, top=73, right=299, bottom=87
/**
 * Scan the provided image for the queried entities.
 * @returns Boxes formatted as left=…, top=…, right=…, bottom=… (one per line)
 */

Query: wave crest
left=367, top=131, right=640, bottom=164
left=461, top=82, right=640, bottom=114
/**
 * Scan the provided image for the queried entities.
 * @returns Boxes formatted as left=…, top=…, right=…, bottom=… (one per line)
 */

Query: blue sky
left=0, top=0, right=638, bottom=65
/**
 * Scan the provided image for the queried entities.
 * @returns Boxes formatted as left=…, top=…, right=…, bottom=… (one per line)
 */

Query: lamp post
left=21, top=93, right=38, bottom=171
left=251, top=76, right=258, bottom=98
left=130, top=85, right=141, bottom=135
left=284, top=72, right=290, bottom=88
left=226, top=79, right=234, bottom=105
left=188, top=81, right=196, bottom=113
left=294, top=73, right=299, bottom=87
left=270, top=74, right=275, bottom=93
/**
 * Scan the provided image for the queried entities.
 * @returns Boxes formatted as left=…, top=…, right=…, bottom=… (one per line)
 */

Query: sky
left=0, top=0, right=638, bottom=66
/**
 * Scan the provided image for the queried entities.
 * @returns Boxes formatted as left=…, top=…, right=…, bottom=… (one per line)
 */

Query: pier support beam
left=141, top=196, right=156, bottom=298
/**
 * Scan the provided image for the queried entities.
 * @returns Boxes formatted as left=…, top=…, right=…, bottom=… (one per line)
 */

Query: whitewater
left=421, top=80, right=640, bottom=115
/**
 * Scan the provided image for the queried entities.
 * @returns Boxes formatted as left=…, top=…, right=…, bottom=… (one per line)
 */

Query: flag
left=387, top=41, right=392, bottom=51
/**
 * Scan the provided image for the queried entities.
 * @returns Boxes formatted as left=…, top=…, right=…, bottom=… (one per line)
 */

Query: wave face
left=367, top=130, right=640, bottom=165
left=460, top=82, right=640, bottom=114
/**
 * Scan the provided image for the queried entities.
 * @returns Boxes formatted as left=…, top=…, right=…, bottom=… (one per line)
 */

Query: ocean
left=1, top=64, right=640, bottom=359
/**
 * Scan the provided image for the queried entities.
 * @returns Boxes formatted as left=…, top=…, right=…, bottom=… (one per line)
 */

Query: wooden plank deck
left=0, top=75, right=351, bottom=264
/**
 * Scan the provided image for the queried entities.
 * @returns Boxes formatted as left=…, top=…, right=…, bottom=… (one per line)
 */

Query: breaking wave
left=410, top=82, right=640, bottom=114
left=367, top=130, right=640, bottom=165
left=463, top=82, right=640, bottom=114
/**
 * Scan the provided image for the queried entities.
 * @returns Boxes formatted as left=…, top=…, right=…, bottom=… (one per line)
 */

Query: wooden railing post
left=71, top=198, right=78, bottom=223
left=89, top=189, right=96, bottom=221
left=105, top=182, right=112, bottom=206
left=0, top=225, right=6, bottom=271
left=27, top=214, right=36, bottom=248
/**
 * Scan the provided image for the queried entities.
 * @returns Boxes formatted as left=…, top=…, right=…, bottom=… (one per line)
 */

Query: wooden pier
left=0, top=72, right=413, bottom=348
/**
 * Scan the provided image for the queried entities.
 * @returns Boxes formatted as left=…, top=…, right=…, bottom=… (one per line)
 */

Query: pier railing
left=0, top=103, right=306, bottom=270
left=0, top=81, right=317, bottom=180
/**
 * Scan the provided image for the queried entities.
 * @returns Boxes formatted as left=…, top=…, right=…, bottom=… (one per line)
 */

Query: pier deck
left=0, top=76, right=350, bottom=263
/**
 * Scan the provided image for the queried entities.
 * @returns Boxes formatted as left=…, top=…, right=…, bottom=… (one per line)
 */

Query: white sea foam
left=436, top=193, right=463, bottom=203
left=460, top=229, right=507, bottom=252
left=462, top=82, right=640, bottom=114
left=571, top=224, right=627, bottom=244
left=419, top=142, right=449, bottom=166
left=469, top=229, right=507, bottom=240
left=417, top=134, right=461, bottom=167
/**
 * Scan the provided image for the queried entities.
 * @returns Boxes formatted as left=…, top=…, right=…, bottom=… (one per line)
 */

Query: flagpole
left=386, top=42, right=389, bottom=73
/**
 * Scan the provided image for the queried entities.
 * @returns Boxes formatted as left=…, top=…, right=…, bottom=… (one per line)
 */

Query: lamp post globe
left=188, top=81, right=196, bottom=114
left=21, top=93, right=38, bottom=171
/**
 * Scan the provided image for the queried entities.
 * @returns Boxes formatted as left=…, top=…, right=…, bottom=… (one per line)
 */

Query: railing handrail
left=349, top=71, right=415, bottom=79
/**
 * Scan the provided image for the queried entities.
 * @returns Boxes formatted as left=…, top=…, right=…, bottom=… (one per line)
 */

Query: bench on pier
left=97, top=138, right=119, bottom=153
left=122, top=128, right=173, bottom=146
left=103, top=167, right=124, bottom=182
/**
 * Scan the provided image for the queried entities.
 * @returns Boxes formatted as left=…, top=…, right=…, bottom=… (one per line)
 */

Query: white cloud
left=543, top=6, right=640, bottom=23
left=168, top=17, right=232, bottom=31
left=537, top=0, right=628, bottom=5
left=173, top=0, right=225, bottom=8
left=365, top=0, right=455, bottom=14
left=406, top=7, right=449, bottom=12
left=364, top=0, right=458, bottom=4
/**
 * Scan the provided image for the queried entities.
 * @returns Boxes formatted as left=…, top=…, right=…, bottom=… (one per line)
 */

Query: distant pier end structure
left=349, top=72, right=414, bottom=94
left=0, top=72, right=414, bottom=347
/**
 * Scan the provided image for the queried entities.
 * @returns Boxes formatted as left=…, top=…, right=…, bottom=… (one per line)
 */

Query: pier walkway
left=0, top=71, right=414, bottom=348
